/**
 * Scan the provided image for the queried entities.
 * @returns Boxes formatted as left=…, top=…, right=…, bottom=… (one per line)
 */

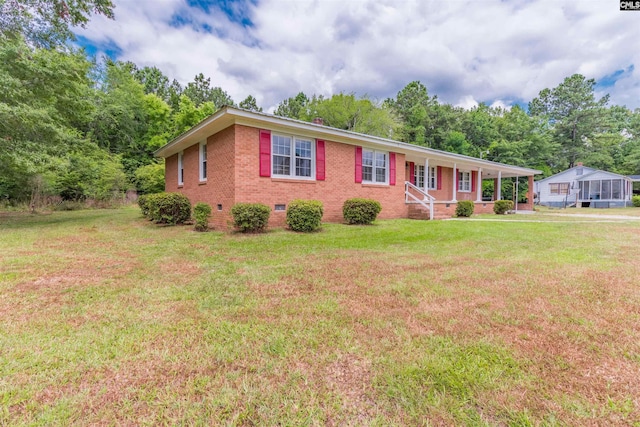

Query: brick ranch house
left=155, top=107, right=541, bottom=229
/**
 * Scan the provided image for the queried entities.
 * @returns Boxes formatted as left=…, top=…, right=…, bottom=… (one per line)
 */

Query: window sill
left=271, top=177, right=316, bottom=184
left=198, top=180, right=207, bottom=185
left=361, top=183, right=389, bottom=188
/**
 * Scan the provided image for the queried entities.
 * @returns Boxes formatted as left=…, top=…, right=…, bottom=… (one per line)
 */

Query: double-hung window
left=272, top=133, right=314, bottom=179
left=428, top=166, right=437, bottom=190
left=458, top=171, right=471, bottom=192
left=199, top=142, right=207, bottom=182
left=415, top=165, right=425, bottom=189
left=362, top=149, right=388, bottom=184
left=178, top=151, right=184, bottom=186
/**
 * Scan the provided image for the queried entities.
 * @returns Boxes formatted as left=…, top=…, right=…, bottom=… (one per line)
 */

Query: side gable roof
left=155, top=106, right=541, bottom=178
left=535, top=165, right=597, bottom=184
left=576, top=170, right=631, bottom=181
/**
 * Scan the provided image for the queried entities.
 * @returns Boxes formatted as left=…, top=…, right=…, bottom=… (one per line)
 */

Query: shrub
left=149, top=192, right=191, bottom=224
left=286, top=199, right=323, bottom=232
left=455, top=200, right=474, bottom=217
left=231, top=203, right=270, bottom=232
left=138, top=194, right=151, bottom=217
left=494, top=200, right=514, bottom=215
left=193, top=202, right=212, bottom=231
left=343, top=198, right=382, bottom=225
left=633, top=195, right=640, bottom=207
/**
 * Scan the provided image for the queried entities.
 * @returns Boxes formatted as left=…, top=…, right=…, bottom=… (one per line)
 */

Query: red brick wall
left=165, top=126, right=237, bottom=229
left=233, top=125, right=408, bottom=227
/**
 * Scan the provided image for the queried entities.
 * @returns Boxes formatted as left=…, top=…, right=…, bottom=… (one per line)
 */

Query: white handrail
left=405, top=181, right=435, bottom=220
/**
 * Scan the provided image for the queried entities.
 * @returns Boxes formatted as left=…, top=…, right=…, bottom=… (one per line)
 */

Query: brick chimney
left=312, top=117, right=324, bottom=125
left=576, top=162, right=583, bottom=166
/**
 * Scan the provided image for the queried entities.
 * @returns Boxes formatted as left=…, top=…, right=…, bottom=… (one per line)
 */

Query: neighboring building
left=534, top=163, right=634, bottom=208
left=155, top=107, right=541, bottom=229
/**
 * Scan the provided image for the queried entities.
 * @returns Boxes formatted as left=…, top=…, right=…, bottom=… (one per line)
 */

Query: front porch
left=402, top=156, right=536, bottom=219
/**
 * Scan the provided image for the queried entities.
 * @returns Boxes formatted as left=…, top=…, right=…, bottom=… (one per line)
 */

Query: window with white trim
left=458, top=171, right=471, bottom=192
left=428, top=166, right=437, bottom=190
left=363, top=149, right=388, bottom=184
left=178, top=151, right=184, bottom=186
left=415, top=165, right=425, bottom=189
left=199, top=142, right=207, bottom=181
left=272, top=133, right=315, bottom=179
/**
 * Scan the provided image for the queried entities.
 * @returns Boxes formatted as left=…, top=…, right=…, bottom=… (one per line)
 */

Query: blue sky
left=74, top=0, right=640, bottom=111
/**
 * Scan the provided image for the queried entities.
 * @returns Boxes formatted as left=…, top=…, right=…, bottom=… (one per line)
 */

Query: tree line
left=2, top=0, right=640, bottom=207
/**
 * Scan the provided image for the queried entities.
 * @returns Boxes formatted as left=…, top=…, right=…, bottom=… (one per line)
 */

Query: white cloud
left=75, top=0, right=640, bottom=111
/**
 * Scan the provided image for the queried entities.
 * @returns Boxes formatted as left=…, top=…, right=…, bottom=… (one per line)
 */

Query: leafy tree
left=0, top=0, right=115, bottom=47
left=183, top=72, right=234, bottom=108
left=0, top=35, right=95, bottom=201
left=529, top=74, right=609, bottom=168
left=134, top=66, right=171, bottom=102
left=274, top=92, right=310, bottom=119
left=302, top=93, right=398, bottom=138
left=385, top=81, right=437, bottom=145
left=239, top=95, right=262, bottom=112
left=134, top=162, right=165, bottom=194
left=172, top=95, right=215, bottom=137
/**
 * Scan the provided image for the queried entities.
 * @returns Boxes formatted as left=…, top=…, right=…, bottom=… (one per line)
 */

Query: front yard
left=1, top=207, right=639, bottom=425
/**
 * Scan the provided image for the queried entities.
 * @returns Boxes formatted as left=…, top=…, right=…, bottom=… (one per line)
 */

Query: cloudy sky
left=74, top=0, right=640, bottom=111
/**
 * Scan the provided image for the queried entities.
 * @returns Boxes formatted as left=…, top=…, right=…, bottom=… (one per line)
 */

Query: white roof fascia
left=535, top=166, right=597, bottom=184
left=155, top=107, right=541, bottom=177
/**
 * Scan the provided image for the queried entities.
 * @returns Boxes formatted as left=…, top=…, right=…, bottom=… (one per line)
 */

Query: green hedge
left=633, top=195, right=640, bottom=207
left=342, top=198, right=382, bottom=225
left=286, top=199, right=323, bottom=232
left=231, top=203, right=271, bottom=232
left=146, top=192, right=192, bottom=224
left=493, top=200, right=514, bottom=215
left=455, top=200, right=474, bottom=217
left=137, top=194, right=152, bottom=218
left=193, top=202, right=212, bottom=231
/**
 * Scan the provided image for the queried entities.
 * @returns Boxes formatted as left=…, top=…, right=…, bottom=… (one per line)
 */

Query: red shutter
left=456, top=170, right=460, bottom=190
left=409, top=162, right=415, bottom=185
left=437, top=166, right=442, bottom=190
left=259, top=130, right=271, bottom=177
left=471, top=171, right=477, bottom=192
left=316, top=140, right=325, bottom=181
left=355, top=146, right=362, bottom=183
left=389, top=152, right=396, bottom=186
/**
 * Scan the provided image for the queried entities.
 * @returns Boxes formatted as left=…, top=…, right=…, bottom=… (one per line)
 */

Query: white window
left=363, top=149, right=388, bottom=184
left=199, top=142, right=207, bottom=182
left=415, top=165, right=425, bottom=189
left=428, top=166, right=437, bottom=190
left=272, top=133, right=314, bottom=179
left=178, top=151, right=184, bottom=186
left=549, top=182, right=569, bottom=195
left=458, top=171, right=471, bottom=192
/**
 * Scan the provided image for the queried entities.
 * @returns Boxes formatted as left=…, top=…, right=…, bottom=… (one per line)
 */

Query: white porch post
left=424, top=158, right=429, bottom=193
left=497, top=171, right=502, bottom=201
left=476, top=168, right=482, bottom=202
left=452, top=163, right=457, bottom=202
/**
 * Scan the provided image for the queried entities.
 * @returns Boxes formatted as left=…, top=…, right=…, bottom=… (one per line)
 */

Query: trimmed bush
left=149, top=192, right=192, bottom=224
left=138, top=194, right=151, bottom=218
left=633, top=195, right=640, bottom=207
left=286, top=199, right=323, bottom=232
left=231, top=203, right=270, bottom=232
left=193, top=202, right=212, bottom=232
left=455, top=200, right=474, bottom=217
left=493, top=200, right=514, bottom=215
left=343, top=198, right=382, bottom=225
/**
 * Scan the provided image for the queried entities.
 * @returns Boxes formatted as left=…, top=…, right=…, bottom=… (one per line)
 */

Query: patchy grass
left=1, top=207, right=640, bottom=425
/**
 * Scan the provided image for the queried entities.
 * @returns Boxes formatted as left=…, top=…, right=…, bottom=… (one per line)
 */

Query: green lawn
left=1, top=207, right=639, bottom=426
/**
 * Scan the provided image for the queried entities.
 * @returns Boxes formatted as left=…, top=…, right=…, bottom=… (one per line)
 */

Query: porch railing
left=405, top=181, right=435, bottom=220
